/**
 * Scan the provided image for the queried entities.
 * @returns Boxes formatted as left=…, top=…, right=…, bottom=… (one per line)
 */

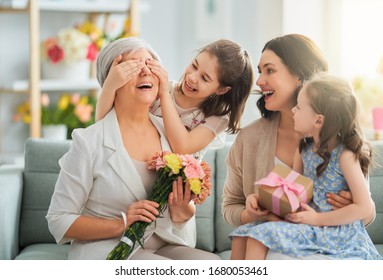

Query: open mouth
left=136, top=83, right=153, bottom=89
left=184, top=80, right=197, bottom=92
left=263, top=90, right=274, bottom=99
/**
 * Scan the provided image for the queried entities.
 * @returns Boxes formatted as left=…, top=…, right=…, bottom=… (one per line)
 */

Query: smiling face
left=292, top=85, right=323, bottom=137
left=117, top=48, right=159, bottom=106
left=256, top=49, right=301, bottom=113
left=179, top=51, right=227, bottom=106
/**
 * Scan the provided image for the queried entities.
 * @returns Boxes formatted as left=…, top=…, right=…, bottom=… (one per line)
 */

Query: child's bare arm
left=147, top=59, right=216, bottom=154
left=286, top=149, right=373, bottom=226
left=95, top=55, right=143, bottom=121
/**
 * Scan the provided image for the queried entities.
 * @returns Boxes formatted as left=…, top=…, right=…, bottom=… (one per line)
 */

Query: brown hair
left=299, top=73, right=372, bottom=177
left=178, top=39, right=254, bottom=134
left=257, top=34, right=328, bottom=119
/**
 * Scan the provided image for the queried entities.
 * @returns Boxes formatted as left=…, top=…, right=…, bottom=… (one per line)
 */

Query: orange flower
left=74, top=104, right=93, bottom=123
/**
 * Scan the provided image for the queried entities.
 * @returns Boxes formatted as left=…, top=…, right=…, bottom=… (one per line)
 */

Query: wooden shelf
left=9, top=79, right=100, bottom=92
left=39, top=0, right=130, bottom=13
left=1, top=0, right=129, bottom=12
left=0, top=0, right=138, bottom=138
left=0, top=0, right=29, bottom=10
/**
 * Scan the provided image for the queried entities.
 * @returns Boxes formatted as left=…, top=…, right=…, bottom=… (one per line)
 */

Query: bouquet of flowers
left=106, top=151, right=212, bottom=260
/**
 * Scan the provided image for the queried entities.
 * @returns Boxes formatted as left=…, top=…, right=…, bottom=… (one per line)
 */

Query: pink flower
left=147, top=151, right=169, bottom=171
left=71, top=93, right=81, bottom=105
left=43, top=37, right=58, bottom=50
left=86, top=43, right=98, bottom=61
left=41, top=93, right=50, bottom=107
left=181, top=154, right=205, bottom=179
left=74, top=104, right=93, bottom=123
left=47, top=45, right=64, bottom=64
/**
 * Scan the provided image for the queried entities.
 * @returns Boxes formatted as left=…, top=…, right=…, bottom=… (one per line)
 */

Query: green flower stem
left=106, top=170, right=176, bottom=260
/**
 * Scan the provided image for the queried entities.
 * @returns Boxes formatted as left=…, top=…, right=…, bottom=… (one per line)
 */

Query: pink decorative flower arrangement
left=107, top=151, right=212, bottom=260
left=41, top=21, right=108, bottom=64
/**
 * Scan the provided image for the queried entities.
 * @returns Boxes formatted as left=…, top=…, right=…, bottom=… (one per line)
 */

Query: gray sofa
left=0, top=138, right=382, bottom=260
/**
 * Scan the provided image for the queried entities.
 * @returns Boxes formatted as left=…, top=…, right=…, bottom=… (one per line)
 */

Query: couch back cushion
left=214, top=142, right=236, bottom=253
left=195, top=143, right=235, bottom=253
left=19, top=138, right=71, bottom=249
left=367, top=141, right=383, bottom=245
left=195, top=150, right=216, bottom=252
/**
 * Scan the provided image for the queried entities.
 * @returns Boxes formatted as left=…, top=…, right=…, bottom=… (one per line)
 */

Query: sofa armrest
left=0, top=166, right=23, bottom=260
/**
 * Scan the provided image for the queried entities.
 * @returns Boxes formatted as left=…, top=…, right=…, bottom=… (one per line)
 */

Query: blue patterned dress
left=230, top=144, right=382, bottom=259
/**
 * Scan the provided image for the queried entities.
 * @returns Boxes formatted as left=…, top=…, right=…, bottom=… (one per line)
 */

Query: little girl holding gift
left=95, top=39, right=254, bottom=159
left=229, top=73, right=382, bottom=260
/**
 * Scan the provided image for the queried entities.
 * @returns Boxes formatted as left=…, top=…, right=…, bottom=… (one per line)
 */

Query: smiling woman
left=46, top=37, right=221, bottom=260
left=95, top=39, right=254, bottom=160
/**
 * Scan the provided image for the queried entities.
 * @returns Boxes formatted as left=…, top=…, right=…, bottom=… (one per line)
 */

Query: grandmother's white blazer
left=46, top=109, right=196, bottom=260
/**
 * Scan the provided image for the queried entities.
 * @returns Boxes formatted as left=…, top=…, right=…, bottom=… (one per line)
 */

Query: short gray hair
left=96, top=37, right=161, bottom=87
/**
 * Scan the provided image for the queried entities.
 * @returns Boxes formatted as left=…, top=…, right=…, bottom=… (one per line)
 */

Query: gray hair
left=96, top=37, right=161, bottom=87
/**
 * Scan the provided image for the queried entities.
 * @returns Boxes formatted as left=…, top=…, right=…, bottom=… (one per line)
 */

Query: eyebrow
left=194, top=58, right=213, bottom=82
left=257, top=62, right=276, bottom=71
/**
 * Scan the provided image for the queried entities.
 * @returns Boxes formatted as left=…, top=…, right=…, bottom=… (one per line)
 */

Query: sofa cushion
left=214, top=142, right=235, bottom=253
left=366, top=141, right=383, bottom=255
left=19, top=139, right=71, bottom=249
left=0, top=171, right=23, bottom=260
left=15, top=244, right=69, bottom=260
left=195, top=149, right=216, bottom=252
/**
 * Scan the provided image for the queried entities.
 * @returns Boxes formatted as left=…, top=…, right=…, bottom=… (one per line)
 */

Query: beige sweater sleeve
left=221, top=115, right=279, bottom=227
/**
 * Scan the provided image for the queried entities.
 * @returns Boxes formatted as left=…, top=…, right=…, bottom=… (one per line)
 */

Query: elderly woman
left=46, top=37, right=220, bottom=260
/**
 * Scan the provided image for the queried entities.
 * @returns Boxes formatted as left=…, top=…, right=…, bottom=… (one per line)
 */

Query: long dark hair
left=257, top=34, right=328, bottom=119
left=178, top=39, right=254, bottom=134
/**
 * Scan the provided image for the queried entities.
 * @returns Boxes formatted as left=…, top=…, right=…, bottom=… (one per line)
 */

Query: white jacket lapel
left=103, top=109, right=147, bottom=201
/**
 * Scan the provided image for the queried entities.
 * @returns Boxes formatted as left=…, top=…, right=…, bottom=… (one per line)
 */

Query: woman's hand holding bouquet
left=106, top=151, right=212, bottom=260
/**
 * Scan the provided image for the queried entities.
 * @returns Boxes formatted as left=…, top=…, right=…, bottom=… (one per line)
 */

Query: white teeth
left=137, top=83, right=152, bottom=89
left=263, top=91, right=273, bottom=96
left=185, top=81, right=196, bottom=91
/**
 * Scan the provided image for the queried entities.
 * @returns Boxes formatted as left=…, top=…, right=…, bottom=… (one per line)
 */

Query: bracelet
left=119, top=212, right=134, bottom=246
left=120, top=236, right=134, bottom=247
left=120, top=211, right=127, bottom=229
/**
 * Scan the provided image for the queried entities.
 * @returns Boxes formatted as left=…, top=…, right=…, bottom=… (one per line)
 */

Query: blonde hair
left=299, top=72, right=372, bottom=176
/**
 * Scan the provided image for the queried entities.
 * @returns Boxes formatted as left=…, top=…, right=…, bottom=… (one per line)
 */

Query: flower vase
left=42, top=124, right=68, bottom=140
left=42, top=60, right=91, bottom=81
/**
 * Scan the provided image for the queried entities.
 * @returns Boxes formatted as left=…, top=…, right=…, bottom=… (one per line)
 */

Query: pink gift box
left=256, top=164, right=314, bottom=218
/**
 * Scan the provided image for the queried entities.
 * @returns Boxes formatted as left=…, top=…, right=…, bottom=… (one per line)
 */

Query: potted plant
left=13, top=93, right=96, bottom=140
left=40, top=20, right=109, bottom=80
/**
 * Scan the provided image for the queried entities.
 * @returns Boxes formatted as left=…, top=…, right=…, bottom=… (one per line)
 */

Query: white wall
left=0, top=0, right=343, bottom=162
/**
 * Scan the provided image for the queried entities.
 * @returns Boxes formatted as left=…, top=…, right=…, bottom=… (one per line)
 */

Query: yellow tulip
left=58, top=95, right=70, bottom=110
left=23, top=115, right=31, bottom=124
left=79, top=95, right=89, bottom=105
